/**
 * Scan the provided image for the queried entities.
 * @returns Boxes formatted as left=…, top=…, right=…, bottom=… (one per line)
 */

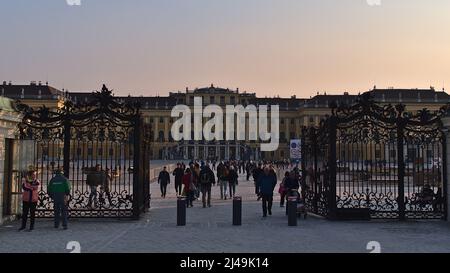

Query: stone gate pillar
left=441, top=116, right=450, bottom=221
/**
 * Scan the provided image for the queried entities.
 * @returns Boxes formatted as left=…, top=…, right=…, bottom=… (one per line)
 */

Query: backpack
left=200, top=172, right=210, bottom=184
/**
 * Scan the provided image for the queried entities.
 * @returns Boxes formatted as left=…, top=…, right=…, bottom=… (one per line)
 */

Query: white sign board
left=290, top=139, right=301, bottom=160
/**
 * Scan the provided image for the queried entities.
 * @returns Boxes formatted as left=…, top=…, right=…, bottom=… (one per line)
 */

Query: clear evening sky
left=1, top=0, right=449, bottom=97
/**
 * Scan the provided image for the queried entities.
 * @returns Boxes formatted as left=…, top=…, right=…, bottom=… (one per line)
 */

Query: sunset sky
left=1, top=0, right=449, bottom=97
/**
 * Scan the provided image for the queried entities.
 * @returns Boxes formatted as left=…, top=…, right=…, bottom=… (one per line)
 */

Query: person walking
left=102, top=168, right=113, bottom=205
left=182, top=168, right=195, bottom=207
left=218, top=166, right=229, bottom=200
left=173, top=163, right=184, bottom=196
left=19, top=168, right=40, bottom=231
left=257, top=167, right=277, bottom=218
left=48, top=169, right=71, bottom=230
left=279, top=171, right=289, bottom=207
left=158, top=166, right=170, bottom=198
left=199, top=162, right=215, bottom=208
left=228, top=165, right=238, bottom=198
left=253, top=163, right=263, bottom=200
left=86, top=164, right=102, bottom=208
left=245, top=161, right=252, bottom=181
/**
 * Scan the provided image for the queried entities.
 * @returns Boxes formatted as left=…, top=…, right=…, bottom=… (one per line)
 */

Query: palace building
left=1, top=81, right=449, bottom=161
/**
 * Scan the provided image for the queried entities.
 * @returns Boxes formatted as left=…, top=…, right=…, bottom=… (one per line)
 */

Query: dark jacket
left=86, top=170, right=106, bottom=187
left=253, top=167, right=263, bottom=182
left=173, top=167, right=184, bottom=184
left=158, top=170, right=170, bottom=184
left=48, top=174, right=71, bottom=194
left=284, top=177, right=299, bottom=191
left=217, top=163, right=225, bottom=178
left=228, top=169, right=238, bottom=185
left=257, top=173, right=277, bottom=196
left=199, top=166, right=215, bottom=185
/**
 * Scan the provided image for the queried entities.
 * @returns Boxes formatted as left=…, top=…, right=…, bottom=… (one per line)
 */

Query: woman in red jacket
left=182, top=168, right=195, bottom=207
left=19, top=169, right=40, bottom=231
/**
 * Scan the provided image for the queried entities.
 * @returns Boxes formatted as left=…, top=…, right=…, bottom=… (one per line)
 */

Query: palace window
left=210, top=96, right=215, bottom=104
left=389, top=149, right=396, bottom=158
left=159, top=117, right=164, bottom=123
left=220, top=96, right=225, bottom=104
left=375, top=149, right=381, bottom=159
left=230, top=97, right=235, bottom=105
left=407, top=148, right=416, bottom=162
left=158, top=131, right=165, bottom=142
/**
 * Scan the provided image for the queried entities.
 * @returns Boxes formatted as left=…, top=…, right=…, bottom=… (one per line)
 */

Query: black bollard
left=233, top=196, right=242, bottom=226
left=288, top=197, right=298, bottom=226
left=177, top=196, right=186, bottom=226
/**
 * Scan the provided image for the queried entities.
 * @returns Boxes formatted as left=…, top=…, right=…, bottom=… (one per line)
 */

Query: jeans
left=160, top=182, right=168, bottom=197
left=175, top=181, right=182, bottom=196
left=228, top=182, right=236, bottom=198
left=261, top=194, right=273, bottom=217
left=187, top=190, right=195, bottom=207
left=88, top=185, right=98, bottom=207
left=53, top=192, right=68, bottom=228
left=100, top=184, right=112, bottom=205
left=280, top=192, right=286, bottom=206
left=200, top=184, right=212, bottom=207
left=219, top=180, right=228, bottom=199
left=21, top=202, right=37, bottom=229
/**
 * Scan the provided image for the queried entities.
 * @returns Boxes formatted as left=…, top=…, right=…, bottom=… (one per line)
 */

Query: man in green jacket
left=48, top=169, right=71, bottom=230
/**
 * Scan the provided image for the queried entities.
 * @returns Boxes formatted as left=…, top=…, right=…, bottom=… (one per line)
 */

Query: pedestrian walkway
left=1, top=172, right=450, bottom=253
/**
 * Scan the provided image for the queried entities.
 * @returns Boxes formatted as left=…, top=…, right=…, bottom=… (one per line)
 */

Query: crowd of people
left=158, top=159, right=304, bottom=218
left=18, top=159, right=301, bottom=232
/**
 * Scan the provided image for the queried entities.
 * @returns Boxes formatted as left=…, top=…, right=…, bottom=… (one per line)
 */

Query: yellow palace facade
left=2, top=81, right=449, bottom=161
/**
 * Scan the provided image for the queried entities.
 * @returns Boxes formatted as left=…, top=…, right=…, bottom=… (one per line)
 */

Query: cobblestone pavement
left=1, top=172, right=450, bottom=253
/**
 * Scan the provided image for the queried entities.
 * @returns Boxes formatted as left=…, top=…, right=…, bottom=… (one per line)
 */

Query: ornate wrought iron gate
left=16, top=85, right=150, bottom=219
left=303, top=94, right=447, bottom=220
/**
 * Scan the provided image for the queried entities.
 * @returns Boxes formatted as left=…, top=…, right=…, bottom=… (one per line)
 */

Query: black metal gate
left=303, top=94, right=447, bottom=220
left=16, top=85, right=150, bottom=219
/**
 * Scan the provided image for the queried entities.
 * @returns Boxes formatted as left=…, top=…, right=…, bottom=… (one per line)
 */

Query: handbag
left=189, top=174, right=197, bottom=191
left=189, top=181, right=197, bottom=192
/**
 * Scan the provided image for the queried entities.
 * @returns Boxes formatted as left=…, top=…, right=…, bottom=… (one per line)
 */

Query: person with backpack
left=218, top=166, right=229, bottom=200
left=86, top=164, right=104, bottom=208
left=199, top=162, right=215, bottom=208
left=48, top=169, right=71, bottom=230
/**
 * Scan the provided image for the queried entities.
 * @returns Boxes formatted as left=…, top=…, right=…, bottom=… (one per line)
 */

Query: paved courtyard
left=1, top=171, right=450, bottom=253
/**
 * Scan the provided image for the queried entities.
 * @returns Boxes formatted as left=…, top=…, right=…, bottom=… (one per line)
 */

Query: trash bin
left=288, top=196, right=297, bottom=226
left=177, top=196, right=186, bottom=226
left=233, top=196, right=242, bottom=226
